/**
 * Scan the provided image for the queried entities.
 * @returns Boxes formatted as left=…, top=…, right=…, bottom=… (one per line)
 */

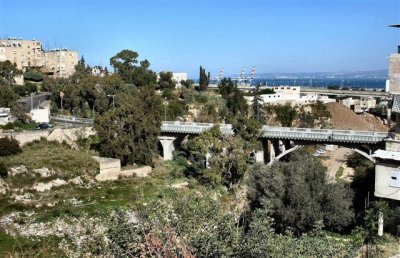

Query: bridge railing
left=50, top=114, right=94, bottom=124
left=161, top=121, right=233, bottom=135
left=261, top=125, right=388, bottom=143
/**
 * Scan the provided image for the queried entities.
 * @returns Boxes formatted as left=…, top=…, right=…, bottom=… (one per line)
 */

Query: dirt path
left=321, top=147, right=354, bottom=182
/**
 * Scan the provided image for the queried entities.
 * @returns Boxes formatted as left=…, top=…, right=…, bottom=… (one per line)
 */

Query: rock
left=0, top=179, right=9, bottom=195
left=46, top=202, right=58, bottom=208
left=9, top=165, right=28, bottom=176
left=13, top=193, right=34, bottom=204
left=171, top=182, right=189, bottom=189
left=68, top=176, right=83, bottom=185
left=33, top=168, right=54, bottom=178
left=34, top=179, right=66, bottom=192
left=120, top=166, right=152, bottom=178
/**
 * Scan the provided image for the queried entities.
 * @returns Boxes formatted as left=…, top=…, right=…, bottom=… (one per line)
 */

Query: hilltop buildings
left=245, top=86, right=335, bottom=106
left=0, top=37, right=78, bottom=78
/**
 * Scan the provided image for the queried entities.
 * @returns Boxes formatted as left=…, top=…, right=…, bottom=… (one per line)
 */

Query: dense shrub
left=24, top=70, right=44, bottom=82
left=0, top=137, right=22, bottom=156
left=0, top=162, right=7, bottom=178
left=1, top=122, right=14, bottom=130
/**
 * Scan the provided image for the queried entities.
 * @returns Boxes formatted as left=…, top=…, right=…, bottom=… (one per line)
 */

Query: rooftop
left=372, top=149, right=400, bottom=161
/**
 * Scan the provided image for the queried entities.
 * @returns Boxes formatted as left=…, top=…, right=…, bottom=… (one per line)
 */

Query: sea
left=250, top=78, right=386, bottom=90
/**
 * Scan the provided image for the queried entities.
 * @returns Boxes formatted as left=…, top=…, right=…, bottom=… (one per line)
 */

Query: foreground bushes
left=0, top=162, right=7, bottom=178
left=0, top=137, right=22, bottom=156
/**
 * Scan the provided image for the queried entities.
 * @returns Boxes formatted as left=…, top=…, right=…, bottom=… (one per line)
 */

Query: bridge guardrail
left=50, top=114, right=94, bottom=124
left=261, top=125, right=388, bottom=143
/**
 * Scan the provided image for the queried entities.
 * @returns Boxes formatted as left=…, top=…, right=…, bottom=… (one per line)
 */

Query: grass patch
left=0, top=139, right=98, bottom=180
left=33, top=176, right=177, bottom=222
left=335, top=166, right=345, bottom=182
left=13, top=121, right=38, bottom=131
left=0, top=231, right=61, bottom=257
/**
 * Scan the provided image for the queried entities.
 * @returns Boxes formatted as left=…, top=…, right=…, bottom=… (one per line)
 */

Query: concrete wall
left=92, top=156, right=121, bottom=181
left=0, top=130, right=50, bottom=146
left=375, top=162, right=400, bottom=201
left=30, top=109, right=50, bottom=123
left=385, top=139, right=400, bottom=152
left=0, top=127, right=96, bottom=147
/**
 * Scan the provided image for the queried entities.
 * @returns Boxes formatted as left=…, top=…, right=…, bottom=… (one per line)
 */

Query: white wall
left=30, top=109, right=49, bottom=123
left=375, top=162, right=400, bottom=201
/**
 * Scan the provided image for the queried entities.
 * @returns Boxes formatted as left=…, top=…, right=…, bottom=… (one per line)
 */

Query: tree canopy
left=218, top=78, right=248, bottom=119
left=110, top=50, right=157, bottom=87
left=157, top=71, right=176, bottom=90
left=248, top=150, right=354, bottom=235
left=199, top=66, right=209, bottom=91
left=94, top=86, right=162, bottom=166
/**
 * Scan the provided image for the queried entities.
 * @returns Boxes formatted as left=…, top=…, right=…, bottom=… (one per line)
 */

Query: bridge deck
left=49, top=115, right=389, bottom=144
left=261, top=126, right=387, bottom=143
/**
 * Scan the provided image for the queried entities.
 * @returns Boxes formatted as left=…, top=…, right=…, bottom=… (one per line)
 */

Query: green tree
left=94, top=86, right=161, bottom=166
left=0, top=137, right=22, bottom=156
left=199, top=66, right=209, bottom=91
left=73, top=55, right=92, bottom=79
left=180, top=79, right=194, bottom=88
left=251, top=84, right=264, bottom=122
left=157, top=71, right=176, bottom=90
left=0, top=82, right=16, bottom=107
left=274, top=103, right=297, bottom=127
left=110, top=50, right=157, bottom=87
left=23, top=69, right=44, bottom=82
left=218, top=78, right=248, bottom=118
left=248, top=150, right=354, bottom=235
left=0, top=60, right=22, bottom=86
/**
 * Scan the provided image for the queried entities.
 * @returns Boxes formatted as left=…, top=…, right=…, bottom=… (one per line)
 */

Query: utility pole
left=30, top=93, right=33, bottom=110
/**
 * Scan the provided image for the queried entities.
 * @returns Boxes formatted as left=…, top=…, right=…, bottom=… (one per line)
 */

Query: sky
left=1, top=0, right=400, bottom=78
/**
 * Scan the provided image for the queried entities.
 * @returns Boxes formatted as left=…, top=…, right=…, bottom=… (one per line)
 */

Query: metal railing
left=161, top=121, right=233, bottom=135
left=261, top=125, right=388, bottom=143
left=50, top=114, right=94, bottom=124
left=48, top=115, right=388, bottom=144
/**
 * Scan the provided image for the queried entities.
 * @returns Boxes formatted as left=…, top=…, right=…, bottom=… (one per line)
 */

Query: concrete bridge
left=158, top=121, right=388, bottom=163
left=48, top=115, right=389, bottom=163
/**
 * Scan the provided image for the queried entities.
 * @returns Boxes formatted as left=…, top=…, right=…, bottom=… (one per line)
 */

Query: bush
left=161, top=89, right=172, bottom=99
left=25, top=82, right=38, bottom=93
left=1, top=122, right=14, bottom=130
left=0, top=162, right=7, bottom=178
left=0, top=137, right=22, bottom=156
left=24, top=70, right=44, bottom=82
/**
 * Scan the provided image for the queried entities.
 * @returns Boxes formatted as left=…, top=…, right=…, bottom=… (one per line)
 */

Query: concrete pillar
left=158, top=136, right=176, bottom=160
left=270, top=140, right=279, bottom=161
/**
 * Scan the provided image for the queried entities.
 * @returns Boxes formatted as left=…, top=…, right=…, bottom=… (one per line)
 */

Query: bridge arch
left=267, top=145, right=376, bottom=166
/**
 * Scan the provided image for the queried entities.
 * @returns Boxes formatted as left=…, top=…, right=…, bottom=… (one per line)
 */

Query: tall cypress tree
left=199, top=66, right=209, bottom=91
left=252, top=84, right=263, bottom=122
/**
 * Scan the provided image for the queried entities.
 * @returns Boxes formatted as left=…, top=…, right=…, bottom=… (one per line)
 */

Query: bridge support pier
left=158, top=136, right=176, bottom=160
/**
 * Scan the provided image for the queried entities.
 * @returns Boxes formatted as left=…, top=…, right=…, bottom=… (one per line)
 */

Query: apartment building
left=0, top=37, right=78, bottom=78
left=42, top=49, right=78, bottom=78
left=0, top=38, right=44, bottom=70
left=92, top=65, right=108, bottom=77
